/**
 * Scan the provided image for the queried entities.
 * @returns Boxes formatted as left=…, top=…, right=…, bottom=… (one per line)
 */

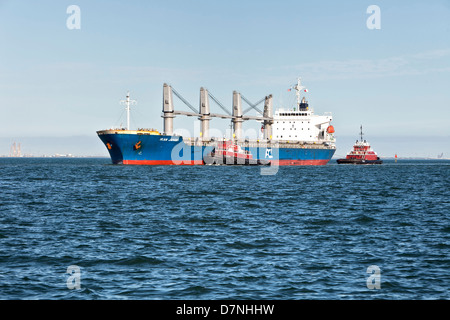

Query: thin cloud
left=280, top=49, right=450, bottom=81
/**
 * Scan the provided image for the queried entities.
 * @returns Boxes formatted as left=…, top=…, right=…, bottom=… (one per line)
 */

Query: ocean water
left=0, top=158, right=448, bottom=300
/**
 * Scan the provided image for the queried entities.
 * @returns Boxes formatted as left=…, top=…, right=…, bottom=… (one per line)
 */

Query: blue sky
left=0, top=0, right=449, bottom=157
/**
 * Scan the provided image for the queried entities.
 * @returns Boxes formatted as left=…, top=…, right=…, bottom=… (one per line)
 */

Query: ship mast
left=120, top=91, right=137, bottom=130
left=360, top=125, right=364, bottom=142
left=295, top=78, right=306, bottom=106
left=291, top=78, right=307, bottom=110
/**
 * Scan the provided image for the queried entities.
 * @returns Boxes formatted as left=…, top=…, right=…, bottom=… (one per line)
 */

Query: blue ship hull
left=97, top=131, right=335, bottom=165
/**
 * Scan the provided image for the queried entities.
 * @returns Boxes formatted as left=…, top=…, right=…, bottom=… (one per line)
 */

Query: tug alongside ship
left=97, top=78, right=336, bottom=166
left=204, top=140, right=270, bottom=166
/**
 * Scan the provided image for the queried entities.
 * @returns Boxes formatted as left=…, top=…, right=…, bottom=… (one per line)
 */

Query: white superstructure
left=271, top=78, right=335, bottom=144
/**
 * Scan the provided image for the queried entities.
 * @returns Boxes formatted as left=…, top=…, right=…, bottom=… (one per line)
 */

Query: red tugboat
left=337, top=126, right=382, bottom=165
left=204, top=140, right=270, bottom=166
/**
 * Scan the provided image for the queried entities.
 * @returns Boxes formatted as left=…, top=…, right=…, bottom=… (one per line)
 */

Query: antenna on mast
left=120, top=91, right=137, bottom=130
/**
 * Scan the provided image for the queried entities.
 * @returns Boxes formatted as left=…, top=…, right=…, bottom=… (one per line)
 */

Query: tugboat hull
left=336, top=158, right=382, bottom=165
left=204, top=154, right=270, bottom=166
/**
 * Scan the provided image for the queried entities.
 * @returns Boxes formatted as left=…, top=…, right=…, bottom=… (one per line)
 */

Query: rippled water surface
left=0, top=158, right=448, bottom=299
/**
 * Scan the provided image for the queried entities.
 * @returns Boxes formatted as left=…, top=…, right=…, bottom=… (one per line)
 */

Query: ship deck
left=182, top=137, right=335, bottom=150
left=97, top=129, right=336, bottom=150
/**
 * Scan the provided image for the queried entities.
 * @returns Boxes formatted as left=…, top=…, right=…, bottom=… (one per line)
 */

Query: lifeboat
left=327, top=125, right=335, bottom=134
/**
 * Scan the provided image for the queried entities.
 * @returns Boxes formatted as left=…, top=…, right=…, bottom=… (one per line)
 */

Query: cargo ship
left=336, top=126, right=382, bottom=165
left=97, top=79, right=336, bottom=165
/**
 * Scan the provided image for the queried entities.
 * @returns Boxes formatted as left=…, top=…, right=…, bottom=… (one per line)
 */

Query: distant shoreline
left=333, top=158, right=450, bottom=161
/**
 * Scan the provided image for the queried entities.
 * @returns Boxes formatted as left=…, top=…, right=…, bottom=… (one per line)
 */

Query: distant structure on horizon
left=9, top=142, right=22, bottom=157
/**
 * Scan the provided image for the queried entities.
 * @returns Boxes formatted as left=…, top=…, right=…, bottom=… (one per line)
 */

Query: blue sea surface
left=0, top=158, right=448, bottom=299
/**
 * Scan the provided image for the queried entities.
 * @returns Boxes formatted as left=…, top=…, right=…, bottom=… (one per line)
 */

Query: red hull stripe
left=123, top=160, right=203, bottom=165
left=122, top=159, right=329, bottom=166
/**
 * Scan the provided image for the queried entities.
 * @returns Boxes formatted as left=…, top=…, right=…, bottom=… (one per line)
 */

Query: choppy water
left=0, top=158, right=448, bottom=300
